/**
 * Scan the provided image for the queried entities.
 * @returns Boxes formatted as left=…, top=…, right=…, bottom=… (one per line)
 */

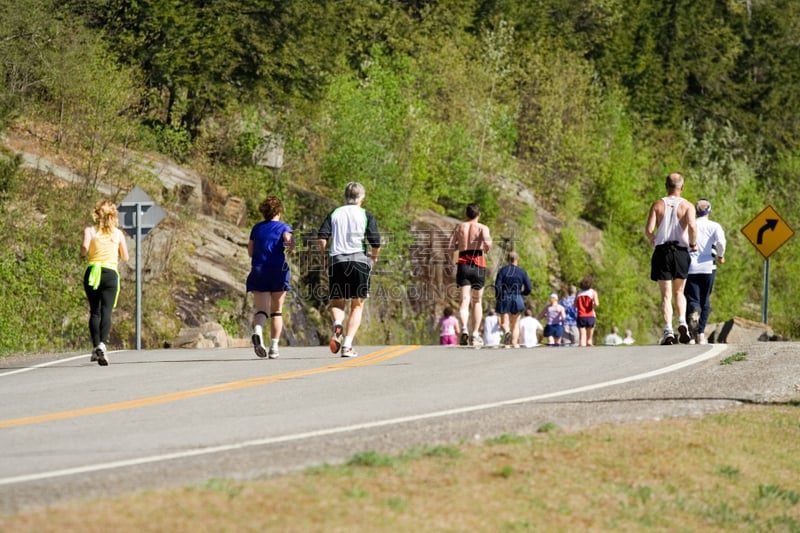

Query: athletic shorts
left=456, top=263, right=486, bottom=290
left=496, top=295, right=524, bottom=315
left=543, top=324, right=564, bottom=339
left=246, top=264, right=292, bottom=293
left=650, top=242, right=690, bottom=281
left=577, top=316, right=596, bottom=328
left=328, top=260, right=371, bottom=300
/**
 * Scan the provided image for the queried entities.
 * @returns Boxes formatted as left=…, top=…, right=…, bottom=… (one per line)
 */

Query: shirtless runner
left=448, top=203, right=492, bottom=346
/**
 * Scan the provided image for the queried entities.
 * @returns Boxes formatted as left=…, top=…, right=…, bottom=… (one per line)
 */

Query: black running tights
left=83, top=267, right=118, bottom=347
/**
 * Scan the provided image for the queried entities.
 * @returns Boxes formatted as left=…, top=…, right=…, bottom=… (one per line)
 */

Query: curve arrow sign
left=757, top=219, right=778, bottom=244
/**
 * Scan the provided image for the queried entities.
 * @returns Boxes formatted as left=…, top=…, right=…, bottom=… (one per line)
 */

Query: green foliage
left=720, top=352, right=747, bottom=366
left=0, top=180, right=93, bottom=356
left=1, top=0, right=800, bottom=353
left=0, top=152, right=21, bottom=200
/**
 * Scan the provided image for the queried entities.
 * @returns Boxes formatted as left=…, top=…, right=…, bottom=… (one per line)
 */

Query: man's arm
left=447, top=223, right=460, bottom=251
left=365, top=212, right=380, bottom=263
left=715, top=224, right=727, bottom=263
left=644, top=202, right=658, bottom=245
left=683, top=200, right=698, bottom=251
left=481, top=224, right=492, bottom=251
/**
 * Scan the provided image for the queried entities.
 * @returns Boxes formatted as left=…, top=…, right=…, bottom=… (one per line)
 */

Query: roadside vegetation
left=2, top=405, right=798, bottom=531
left=2, top=1, right=800, bottom=356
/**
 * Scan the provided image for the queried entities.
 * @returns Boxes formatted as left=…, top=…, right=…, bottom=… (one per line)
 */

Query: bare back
left=449, top=220, right=491, bottom=253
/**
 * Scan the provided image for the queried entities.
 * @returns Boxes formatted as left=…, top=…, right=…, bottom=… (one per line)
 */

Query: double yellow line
left=0, top=345, right=420, bottom=429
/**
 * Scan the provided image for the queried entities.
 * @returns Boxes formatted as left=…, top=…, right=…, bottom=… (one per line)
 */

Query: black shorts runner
left=650, top=242, right=690, bottom=281
left=456, top=262, right=486, bottom=290
left=328, top=260, right=372, bottom=300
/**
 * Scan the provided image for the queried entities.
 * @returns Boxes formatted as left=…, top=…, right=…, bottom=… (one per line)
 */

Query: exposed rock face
left=169, top=322, right=251, bottom=349
left=706, top=317, right=786, bottom=343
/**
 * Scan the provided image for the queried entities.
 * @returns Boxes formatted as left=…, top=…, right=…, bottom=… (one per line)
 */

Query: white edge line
left=0, top=345, right=727, bottom=487
left=0, top=352, right=123, bottom=377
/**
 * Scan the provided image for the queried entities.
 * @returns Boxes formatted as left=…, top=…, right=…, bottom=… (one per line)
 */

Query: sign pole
left=119, top=186, right=165, bottom=351
left=762, top=258, right=769, bottom=324
left=135, top=203, right=143, bottom=350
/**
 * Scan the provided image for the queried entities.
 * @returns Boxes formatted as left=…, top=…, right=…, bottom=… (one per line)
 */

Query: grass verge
left=1, top=405, right=799, bottom=532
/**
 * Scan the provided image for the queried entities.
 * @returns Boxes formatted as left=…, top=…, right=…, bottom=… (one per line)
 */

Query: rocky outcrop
left=706, top=317, right=787, bottom=343
left=169, top=322, right=251, bottom=349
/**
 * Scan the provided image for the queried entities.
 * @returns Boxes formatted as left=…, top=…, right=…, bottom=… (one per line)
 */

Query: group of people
left=646, top=172, right=726, bottom=345
left=440, top=202, right=602, bottom=349
left=79, top=172, right=725, bottom=364
left=438, top=269, right=601, bottom=349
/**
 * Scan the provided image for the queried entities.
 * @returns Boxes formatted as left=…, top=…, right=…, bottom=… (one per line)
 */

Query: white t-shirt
left=519, top=316, right=543, bottom=348
left=689, top=216, right=726, bottom=275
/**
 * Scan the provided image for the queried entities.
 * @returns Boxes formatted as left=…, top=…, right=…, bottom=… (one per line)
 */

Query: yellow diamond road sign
left=741, top=205, right=795, bottom=259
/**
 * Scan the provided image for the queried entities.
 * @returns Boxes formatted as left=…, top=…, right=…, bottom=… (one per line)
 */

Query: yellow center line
left=0, top=345, right=420, bottom=429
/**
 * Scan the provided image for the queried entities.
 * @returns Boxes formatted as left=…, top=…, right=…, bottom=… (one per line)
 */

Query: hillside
left=3, top=124, right=611, bottom=352
left=2, top=1, right=799, bottom=356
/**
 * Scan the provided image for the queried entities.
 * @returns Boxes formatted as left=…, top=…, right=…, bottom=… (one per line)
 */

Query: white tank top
left=654, top=197, right=689, bottom=247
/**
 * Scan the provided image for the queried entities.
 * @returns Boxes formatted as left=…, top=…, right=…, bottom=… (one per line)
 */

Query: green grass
left=720, top=351, right=748, bottom=365
left=2, top=405, right=799, bottom=532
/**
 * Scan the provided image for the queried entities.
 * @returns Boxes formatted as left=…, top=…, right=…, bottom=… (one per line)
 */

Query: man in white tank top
left=644, top=172, right=698, bottom=345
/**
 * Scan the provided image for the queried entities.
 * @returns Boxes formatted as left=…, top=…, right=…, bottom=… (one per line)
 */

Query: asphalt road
left=1, top=341, right=797, bottom=514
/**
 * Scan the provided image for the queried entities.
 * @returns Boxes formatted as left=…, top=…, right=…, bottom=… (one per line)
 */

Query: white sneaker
left=471, top=333, right=483, bottom=347
left=697, top=333, right=707, bottom=345
left=341, top=347, right=358, bottom=358
left=95, top=342, right=108, bottom=366
left=252, top=334, right=268, bottom=358
left=660, top=330, right=676, bottom=345
left=268, top=345, right=279, bottom=359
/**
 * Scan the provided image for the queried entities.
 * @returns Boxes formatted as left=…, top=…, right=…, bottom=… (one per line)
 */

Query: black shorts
left=328, top=261, right=372, bottom=300
left=456, top=263, right=486, bottom=290
left=650, top=242, right=690, bottom=281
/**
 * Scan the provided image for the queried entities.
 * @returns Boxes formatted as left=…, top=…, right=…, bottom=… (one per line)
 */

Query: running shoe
left=459, top=329, right=469, bottom=346
left=471, top=333, right=483, bottom=347
left=268, top=346, right=279, bottom=359
left=677, top=324, right=691, bottom=344
left=687, top=309, right=700, bottom=337
left=697, top=333, right=707, bottom=345
left=341, top=347, right=358, bottom=358
left=252, top=334, right=268, bottom=358
left=503, top=330, right=512, bottom=346
left=90, top=346, right=99, bottom=362
left=330, top=323, right=344, bottom=354
left=660, top=330, right=676, bottom=346
left=96, top=342, right=108, bottom=366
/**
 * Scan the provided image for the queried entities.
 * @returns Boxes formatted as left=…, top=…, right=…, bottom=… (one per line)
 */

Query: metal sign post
left=741, top=205, right=794, bottom=324
left=119, top=186, right=166, bottom=350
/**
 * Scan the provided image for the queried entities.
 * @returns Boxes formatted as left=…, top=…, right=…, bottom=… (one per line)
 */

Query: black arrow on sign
left=757, top=219, right=778, bottom=244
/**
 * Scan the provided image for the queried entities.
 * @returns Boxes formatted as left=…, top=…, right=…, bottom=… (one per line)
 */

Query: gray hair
left=344, top=182, right=366, bottom=205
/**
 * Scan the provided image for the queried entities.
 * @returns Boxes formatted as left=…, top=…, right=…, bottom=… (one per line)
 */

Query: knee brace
left=270, top=312, right=282, bottom=318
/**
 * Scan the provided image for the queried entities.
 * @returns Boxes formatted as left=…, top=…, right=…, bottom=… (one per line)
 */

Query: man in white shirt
left=684, top=199, right=726, bottom=345
left=603, top=326, right=624, bottom=346
left=519, top=309, right=543, bottom=348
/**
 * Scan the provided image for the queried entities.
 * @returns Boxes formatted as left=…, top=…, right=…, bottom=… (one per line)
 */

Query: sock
left=254, top=324, right=263, bottom=338
left=664, top=324, right=673, bottom=331
left=344, top=335, right=354, bottom=348
left=333, top=321, right=342, bottom=331
left=270, top=339, right=279, bottom=349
